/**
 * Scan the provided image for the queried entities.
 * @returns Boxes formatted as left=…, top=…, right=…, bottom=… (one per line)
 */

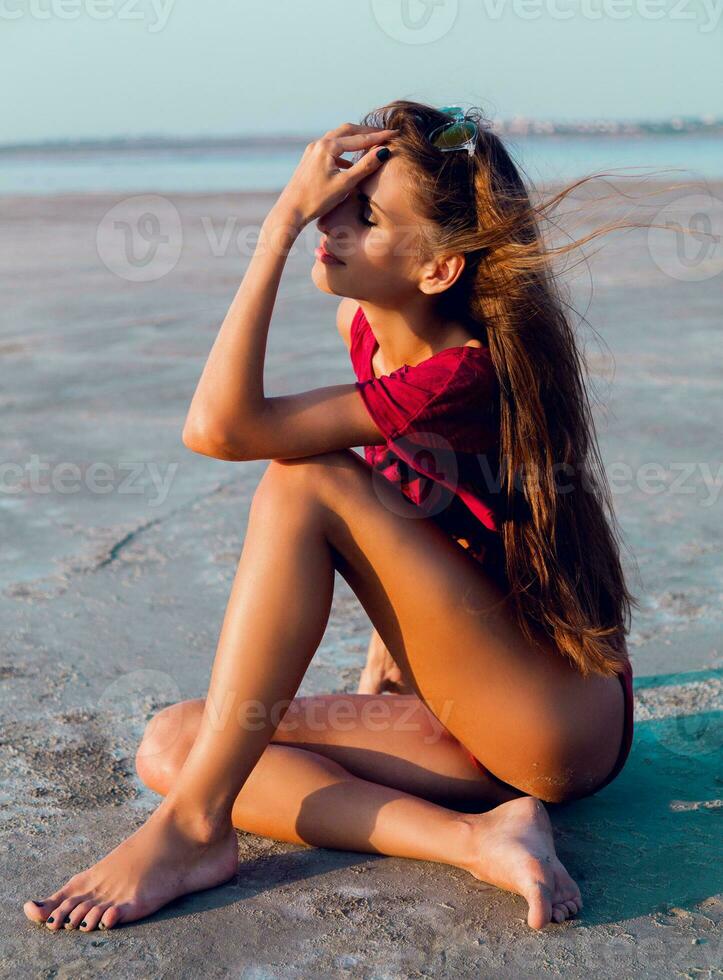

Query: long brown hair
left=359, top=99, right=643, bottom=678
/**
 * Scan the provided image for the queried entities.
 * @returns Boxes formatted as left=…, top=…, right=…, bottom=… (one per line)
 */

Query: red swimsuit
left=350, top=304, right=634, bottom=795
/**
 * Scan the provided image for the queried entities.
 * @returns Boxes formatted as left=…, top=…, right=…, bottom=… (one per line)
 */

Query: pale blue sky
left=2, top=0, right=721, bottom=144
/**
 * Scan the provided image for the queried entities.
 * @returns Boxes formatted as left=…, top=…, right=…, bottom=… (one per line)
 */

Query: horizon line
left=1, top=115, right=722, bottom=153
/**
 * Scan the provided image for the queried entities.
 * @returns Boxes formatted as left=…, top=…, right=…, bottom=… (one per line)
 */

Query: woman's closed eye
left=356, top=193, right=376, bottom=227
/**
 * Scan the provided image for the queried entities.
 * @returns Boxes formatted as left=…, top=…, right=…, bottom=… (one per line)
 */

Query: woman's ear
left=419, top=252, right=466, bottom=295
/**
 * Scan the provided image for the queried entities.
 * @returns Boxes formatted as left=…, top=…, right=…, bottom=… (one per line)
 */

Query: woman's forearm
left=182, top=129, right=394, bottom=459
left=182, top=204, right=304, bottom=453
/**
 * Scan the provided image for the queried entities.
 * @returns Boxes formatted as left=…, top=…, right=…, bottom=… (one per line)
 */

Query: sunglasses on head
left=426, top=106, right=479, bottom=157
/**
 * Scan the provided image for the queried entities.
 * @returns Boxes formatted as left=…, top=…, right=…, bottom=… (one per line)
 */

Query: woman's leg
left=137, top=694, right=526, bottom=812
left=133, top=697, right=580, bottom=926
left=23, top=450, right=621, bottom=932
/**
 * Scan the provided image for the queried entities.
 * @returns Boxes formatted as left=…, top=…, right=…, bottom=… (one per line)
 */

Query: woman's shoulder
left=348, top=305, right=373, bottom=375
left=349, top=303, right=370, bottom=344
left=336, top=298, right=364, bottom=351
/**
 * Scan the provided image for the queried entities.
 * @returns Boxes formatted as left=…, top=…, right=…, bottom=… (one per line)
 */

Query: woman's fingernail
left=376, top=147, right=391, bottom=162
left=80, top=921, right=87, bottom=928
left=47, top=916, right=54, bottom=923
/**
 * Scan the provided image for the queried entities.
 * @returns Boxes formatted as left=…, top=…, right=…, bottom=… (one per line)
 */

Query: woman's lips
left=315, top=243, right=345, bottom=265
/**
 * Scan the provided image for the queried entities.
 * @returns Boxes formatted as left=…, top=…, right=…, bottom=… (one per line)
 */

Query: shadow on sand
left=550, top=667, right=722, bottom=926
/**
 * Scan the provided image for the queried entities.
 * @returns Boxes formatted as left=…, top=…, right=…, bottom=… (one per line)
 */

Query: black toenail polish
left=32, top=900, right=45, bottom=906
left=80, top=921, right=87, bottom=928
left=47, top=916, right=54, bottom=923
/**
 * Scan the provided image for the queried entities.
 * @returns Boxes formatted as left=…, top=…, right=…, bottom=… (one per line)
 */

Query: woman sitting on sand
left=24, top=100, right=637, bottom=933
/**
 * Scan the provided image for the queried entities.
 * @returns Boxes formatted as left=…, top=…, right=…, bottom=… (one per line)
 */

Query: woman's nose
left=316, top=207, right=339, bottom=235
left=316, top=196, right=349, bottom=235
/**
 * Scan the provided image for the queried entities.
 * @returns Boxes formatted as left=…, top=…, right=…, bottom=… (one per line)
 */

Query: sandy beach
left=1, top=185, right=721, bottom=977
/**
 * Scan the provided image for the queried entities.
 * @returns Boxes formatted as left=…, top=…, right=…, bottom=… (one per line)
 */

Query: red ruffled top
left=350, top=305, right=508, bottom=588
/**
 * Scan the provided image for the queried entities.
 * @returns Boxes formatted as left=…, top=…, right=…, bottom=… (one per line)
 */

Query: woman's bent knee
left=249, top=457, right=322, bottom=519
left=256, top=452, right=360, bottom=502
left=135, top=699, right=202, bottom=786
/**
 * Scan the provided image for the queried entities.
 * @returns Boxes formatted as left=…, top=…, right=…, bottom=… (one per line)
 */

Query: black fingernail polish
left=64, top=916, right=71, bottom=923
left=376, top=147, right=391, bottom=162
left=47, top=916, right=54, bottom=923
left=80, top=921, right=87, bottom=928
left=32, top=901, right=45, bottom=907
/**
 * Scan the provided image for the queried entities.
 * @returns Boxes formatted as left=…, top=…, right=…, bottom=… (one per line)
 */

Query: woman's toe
left=559, top=870, right=581, bottom=900
left=58, top=897, right=88, bottom=929
left=45, top=898, right=79, bottom=932
left=78, top=904, right=109, bottom=932
left=99, top=906, right=122, bottom=930
left=551, top=904, right=568, bottom=923
left=24, top=891, right=67, bottom=925
left=66, top=901, right=94, bottom=930
left=555, top=869, right=583, bottom=914
left=23, top=900, right=51, bottom=925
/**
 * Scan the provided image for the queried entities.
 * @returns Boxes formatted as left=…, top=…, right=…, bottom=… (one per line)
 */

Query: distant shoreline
left=1, top=121, right=721, bottom=156
left=2, top=134, right=719, bottom=194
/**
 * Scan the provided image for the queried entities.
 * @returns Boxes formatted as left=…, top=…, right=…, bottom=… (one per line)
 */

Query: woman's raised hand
left=357, top=628, right=415, bottom=696
left=272, top=123, right=398, bottom=230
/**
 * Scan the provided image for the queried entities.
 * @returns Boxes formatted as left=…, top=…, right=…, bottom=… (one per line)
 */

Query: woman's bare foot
left=22, top=799, right=239, bottom=932
left=461, top=796, right=583, bottom=930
